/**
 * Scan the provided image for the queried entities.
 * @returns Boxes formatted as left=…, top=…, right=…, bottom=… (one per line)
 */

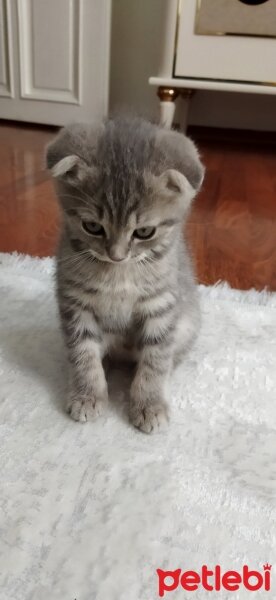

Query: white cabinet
left=149, top=0, right=276, bottom=129
left=0, top=0, right=111, bottom=125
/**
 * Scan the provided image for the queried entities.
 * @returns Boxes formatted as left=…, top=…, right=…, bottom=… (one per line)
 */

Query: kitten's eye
left=133, top=226, right=156, bottom=240
left=82, top=221, right=105, bottom=236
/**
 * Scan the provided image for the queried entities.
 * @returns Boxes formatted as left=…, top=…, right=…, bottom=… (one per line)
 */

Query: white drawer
left=175, top=0, right=276, bottom=86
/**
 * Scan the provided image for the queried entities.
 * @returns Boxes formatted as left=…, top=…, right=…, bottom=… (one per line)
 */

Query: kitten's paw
left=129, top=401, right=169, bottom=434
left=67, top=395, right=107, bottom=423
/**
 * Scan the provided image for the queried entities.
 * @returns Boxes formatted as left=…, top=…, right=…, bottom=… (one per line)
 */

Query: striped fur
left=47, top=116, right=204, bottom=433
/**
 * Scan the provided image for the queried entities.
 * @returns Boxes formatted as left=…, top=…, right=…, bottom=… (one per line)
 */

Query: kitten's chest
left=93, top=278, right=139, bottom=328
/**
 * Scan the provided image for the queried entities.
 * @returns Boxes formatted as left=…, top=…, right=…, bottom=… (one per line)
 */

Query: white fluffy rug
left=0, top=253, right=275, bottom=600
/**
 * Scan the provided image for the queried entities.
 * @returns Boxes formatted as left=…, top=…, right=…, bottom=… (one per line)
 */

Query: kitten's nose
left=110, top=255, right=125, bottom=262
left=108, top=246, right=127, bottom=262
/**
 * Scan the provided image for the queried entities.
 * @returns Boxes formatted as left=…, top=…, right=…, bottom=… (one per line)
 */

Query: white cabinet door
left=0, top=0, right=111, bottom=125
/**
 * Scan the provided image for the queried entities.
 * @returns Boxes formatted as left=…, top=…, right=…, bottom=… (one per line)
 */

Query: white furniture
left=149, top=0, right=276, bottom=129
left=0, top=0, right=111, bottom=125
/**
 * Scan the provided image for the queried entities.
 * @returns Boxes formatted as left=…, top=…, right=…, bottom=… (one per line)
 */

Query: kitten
left=46, top=116, right=204, bottom=433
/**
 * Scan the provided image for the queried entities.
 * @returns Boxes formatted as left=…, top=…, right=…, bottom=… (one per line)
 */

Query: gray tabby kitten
left=47, top=117, right=204, bottom=433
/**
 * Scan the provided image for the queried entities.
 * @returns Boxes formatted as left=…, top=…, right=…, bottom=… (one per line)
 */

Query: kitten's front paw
left=129, top=400, right=169, bottom=434
left=67, top=394, right=107, bottom=423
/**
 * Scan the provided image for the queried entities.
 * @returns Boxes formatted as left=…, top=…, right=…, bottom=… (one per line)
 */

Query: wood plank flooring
left=0, top=121, right=275, bottom=290
left=187, top=128, right=276, bottom=290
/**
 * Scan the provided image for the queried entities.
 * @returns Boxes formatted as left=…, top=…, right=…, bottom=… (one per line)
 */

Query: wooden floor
left=0, top=121, right=275, bottom=290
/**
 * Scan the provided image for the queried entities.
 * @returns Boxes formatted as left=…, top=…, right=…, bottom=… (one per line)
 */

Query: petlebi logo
left=157, top=564, right=272, bottom=596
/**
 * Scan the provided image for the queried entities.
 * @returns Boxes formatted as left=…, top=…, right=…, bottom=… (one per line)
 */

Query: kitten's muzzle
left=107, top=245, right=129, bottom=263
left=109, top=256, right=125, bottom=262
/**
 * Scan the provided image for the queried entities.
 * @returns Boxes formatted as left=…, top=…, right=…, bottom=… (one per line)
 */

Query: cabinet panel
left=0, top=0, right=13, bottom=97
left=0, top=0, right=111, bottom=125
left=17, top=0, right=81, bottom=103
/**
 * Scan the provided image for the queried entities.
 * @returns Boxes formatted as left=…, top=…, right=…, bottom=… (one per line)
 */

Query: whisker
left=56, top=251, right=95, bottom=271
left=56, top=249, right=89, bottom=263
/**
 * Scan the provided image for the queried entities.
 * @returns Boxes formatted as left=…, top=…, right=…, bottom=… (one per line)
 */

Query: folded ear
left=46, top=122, right=100, bottom=186
left=48, top=154, right=90, bottom=186
left=150, top=168, right=196, bottom=218
left=154, top=128, right=205, bottom=193
left=159, top=168, right=196, bottom=200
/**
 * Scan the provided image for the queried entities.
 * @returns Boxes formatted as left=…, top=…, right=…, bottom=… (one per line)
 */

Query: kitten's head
left=46, top=118, right=204, bottom=264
